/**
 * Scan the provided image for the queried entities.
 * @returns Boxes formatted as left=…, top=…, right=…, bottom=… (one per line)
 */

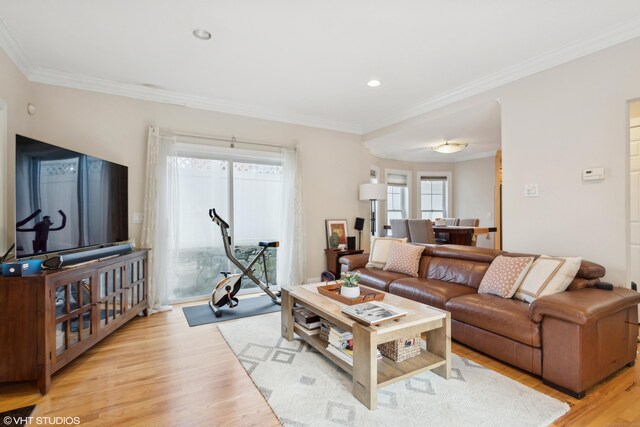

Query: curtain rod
left=158, top=128, right=290, bottom=150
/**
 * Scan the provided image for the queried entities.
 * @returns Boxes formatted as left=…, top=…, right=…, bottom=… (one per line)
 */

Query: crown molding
left=0, top=16, right=35, bottom=76
left=370, top=149, right=497, bottom=164
left=28, top=68, right=363, bottom=134
left=450, top=150, right=498, bottom=163
left=0, top=15, right=362, bottom=135
left=363, top=16, right=640, bottom=133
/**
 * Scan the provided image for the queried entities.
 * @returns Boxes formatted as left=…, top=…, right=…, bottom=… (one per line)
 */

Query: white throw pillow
left=514, top=255, right=582, bottom=303
left=366, top=237, right=408, bottom=269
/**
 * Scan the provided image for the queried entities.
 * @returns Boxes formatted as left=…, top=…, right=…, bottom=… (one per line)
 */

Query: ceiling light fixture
left=367, top=79, right=381, bottom=87
left=193, top=28, right=212, bottom=40
left=431, top=140, right=468, bottom=154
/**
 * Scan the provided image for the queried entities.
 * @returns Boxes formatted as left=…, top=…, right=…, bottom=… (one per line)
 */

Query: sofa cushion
left=383, top=242, right=424, bottom=277
left=431, top=245, right=504, bottom=263
left=389, top=277, right=476, bottom=309
left=445, top=293, right=541, bottom=347
left=426, top=256, right=490, bottom=289
left=514, top=255, right=582, bottom=303
left=366, top=237, right=407, bottom=269
left=353, top=268, right=408, bottom=292
left=478, top=255, right=534, bottom=298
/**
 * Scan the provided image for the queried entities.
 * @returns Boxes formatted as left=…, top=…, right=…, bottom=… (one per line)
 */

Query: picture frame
left=325, top=219, right=349, bottom=249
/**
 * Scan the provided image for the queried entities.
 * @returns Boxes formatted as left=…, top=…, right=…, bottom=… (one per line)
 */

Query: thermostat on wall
left=583, top=168, right=604, bottom=181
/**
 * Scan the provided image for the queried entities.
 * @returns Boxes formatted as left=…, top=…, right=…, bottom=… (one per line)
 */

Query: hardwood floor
left=0, top=300, right=637, bottom=426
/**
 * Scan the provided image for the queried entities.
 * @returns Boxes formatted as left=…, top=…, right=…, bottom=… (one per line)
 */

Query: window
left=420, top=176, right=448, bottom=220
left=386, top=172, right=409, bottom=222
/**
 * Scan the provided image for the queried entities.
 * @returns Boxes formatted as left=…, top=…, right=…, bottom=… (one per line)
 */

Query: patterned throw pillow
left=383, top=242, right=425, bottom=277
left=478, top=256, right=534, bottom=298
left=365, top=237, right=408, bottom=269
left=514, top=255, right=582, bottom=303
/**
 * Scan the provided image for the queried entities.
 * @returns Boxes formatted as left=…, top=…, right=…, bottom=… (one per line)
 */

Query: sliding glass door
left=168, top=150, right=282, bottom=302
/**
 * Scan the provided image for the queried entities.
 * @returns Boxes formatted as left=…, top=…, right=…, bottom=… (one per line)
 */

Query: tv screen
left=15, top=135, right=128, bottom=258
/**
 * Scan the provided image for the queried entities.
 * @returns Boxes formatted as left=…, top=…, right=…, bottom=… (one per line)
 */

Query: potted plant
left=340, top=271, right=361, bottom=298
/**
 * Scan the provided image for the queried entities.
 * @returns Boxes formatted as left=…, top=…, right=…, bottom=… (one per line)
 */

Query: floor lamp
left=359, top=183, right=388, bottom=239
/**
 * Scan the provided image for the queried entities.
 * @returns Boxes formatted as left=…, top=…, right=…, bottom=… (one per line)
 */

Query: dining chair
left=390, top=219, right=411, bottom=241
left=442, top=218, right=459, bottom=226
left=458, top=218, right=479, bottom=227
left=407, top=219, right=436, bottom=244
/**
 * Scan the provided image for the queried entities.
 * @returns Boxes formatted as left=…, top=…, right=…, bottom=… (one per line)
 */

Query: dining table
left=433, top=225, right=498, bottom=245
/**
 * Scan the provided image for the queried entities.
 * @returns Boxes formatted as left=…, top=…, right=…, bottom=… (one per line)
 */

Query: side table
left=324, top=248, right=364, bottom=278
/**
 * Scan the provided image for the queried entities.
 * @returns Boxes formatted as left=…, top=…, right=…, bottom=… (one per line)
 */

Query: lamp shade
left=359, top=183, right=387, bottom=201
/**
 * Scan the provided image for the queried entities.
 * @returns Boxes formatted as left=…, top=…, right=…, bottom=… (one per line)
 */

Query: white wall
left=0, top=47, right=32, bottom=255
left=453, top=156, right=496, bottom=248
left=500, top=37, right=640, bottom=284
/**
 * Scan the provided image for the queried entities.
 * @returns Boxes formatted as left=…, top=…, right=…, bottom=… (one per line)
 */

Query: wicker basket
left=378, top=335, right=421, bottom=362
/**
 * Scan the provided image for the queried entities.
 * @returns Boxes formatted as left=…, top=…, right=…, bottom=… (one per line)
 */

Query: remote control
left=595, top=283, right=613, bottom=291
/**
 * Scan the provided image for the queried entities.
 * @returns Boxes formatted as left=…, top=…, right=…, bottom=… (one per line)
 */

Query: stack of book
left=325, top=324, right=382, bottom=366
left=293, top=307, right=321, bottom=335
left=326, top=324, right=354, bottom=365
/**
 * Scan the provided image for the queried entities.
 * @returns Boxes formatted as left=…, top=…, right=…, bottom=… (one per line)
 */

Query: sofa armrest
left=339, top=254, right=369, bottom=272
left=529, top=287, right=640, bottom=325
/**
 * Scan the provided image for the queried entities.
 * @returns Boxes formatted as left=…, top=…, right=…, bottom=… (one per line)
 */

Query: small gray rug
left=182, top=295, right=280, bottom=327
left=218, top=312, right=570, bottom=427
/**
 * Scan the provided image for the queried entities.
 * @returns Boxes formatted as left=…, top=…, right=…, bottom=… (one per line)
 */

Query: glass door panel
left=171, top=157, right=230, bottom=301
left=233, top=162, right=282, bottom=292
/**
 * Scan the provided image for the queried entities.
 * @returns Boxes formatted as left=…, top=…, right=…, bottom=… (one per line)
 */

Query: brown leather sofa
left=339, top=244, right=640, bottom=398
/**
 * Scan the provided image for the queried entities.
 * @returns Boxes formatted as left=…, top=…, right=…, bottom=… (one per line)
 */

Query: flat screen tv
left=15, top=135, right=128, bottom=259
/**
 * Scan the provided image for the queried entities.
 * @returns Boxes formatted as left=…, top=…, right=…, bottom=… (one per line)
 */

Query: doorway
left=629, top=101, right=640, bottom=292
left=0, top=100, right=7, bottom=255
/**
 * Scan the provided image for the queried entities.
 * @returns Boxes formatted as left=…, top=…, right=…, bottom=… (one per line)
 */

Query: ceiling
left=1, top=1, right=640, bottom=159
left=366, top=101, right=501, bottom=162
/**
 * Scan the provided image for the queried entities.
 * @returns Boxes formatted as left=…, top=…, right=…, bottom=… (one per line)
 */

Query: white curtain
left=277, top=147, right=305, bottom=288
left=141, top=127, right=178, bottom=312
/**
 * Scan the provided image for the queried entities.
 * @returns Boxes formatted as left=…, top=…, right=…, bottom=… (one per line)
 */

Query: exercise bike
left=208, top=209, right=281, bottom=317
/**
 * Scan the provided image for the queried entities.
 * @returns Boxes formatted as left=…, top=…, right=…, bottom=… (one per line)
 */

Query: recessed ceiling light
left=367, top=79, right=381, bottom=87
left=193, top=28, right=212, bottom=40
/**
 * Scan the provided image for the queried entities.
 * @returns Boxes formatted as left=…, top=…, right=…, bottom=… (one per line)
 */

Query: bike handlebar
left=209, top=208, right=230, bottom=229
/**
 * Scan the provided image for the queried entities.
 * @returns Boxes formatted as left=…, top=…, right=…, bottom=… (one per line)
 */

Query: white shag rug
left=218, top=313, right=569, bottom=427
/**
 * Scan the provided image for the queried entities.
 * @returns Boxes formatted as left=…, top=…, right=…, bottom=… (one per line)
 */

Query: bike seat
left=259, top=241, right=279, bottom=248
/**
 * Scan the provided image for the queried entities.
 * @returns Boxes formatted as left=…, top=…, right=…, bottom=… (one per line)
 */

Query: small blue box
left=2, top=259, right=42, bottom=276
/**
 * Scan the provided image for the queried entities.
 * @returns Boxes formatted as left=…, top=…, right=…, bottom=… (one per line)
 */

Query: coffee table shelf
left=293, top=324, right=353, bottom=374
left=377, top=349, right=445, bottom=386
left=282, top=283, right=451, bottom=410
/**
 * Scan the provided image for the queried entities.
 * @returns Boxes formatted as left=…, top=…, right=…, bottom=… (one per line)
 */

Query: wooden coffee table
left=281, top=283, right=451, bottom=410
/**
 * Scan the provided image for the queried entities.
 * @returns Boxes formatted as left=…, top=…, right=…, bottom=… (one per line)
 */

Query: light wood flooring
left=0, top=300, right=638, bottom=426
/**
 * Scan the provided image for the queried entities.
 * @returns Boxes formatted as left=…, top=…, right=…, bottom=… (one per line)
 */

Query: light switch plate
left=133, top=213, right=144, bottom=224
left=524, top=184, right=539, bottom=197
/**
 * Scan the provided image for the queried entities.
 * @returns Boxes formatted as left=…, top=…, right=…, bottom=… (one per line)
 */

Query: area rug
left=0, top=405, right=36, bottom=426
left=218, top=313, right=569, bottom=427
left=182, top=295, right=280, bottom=327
